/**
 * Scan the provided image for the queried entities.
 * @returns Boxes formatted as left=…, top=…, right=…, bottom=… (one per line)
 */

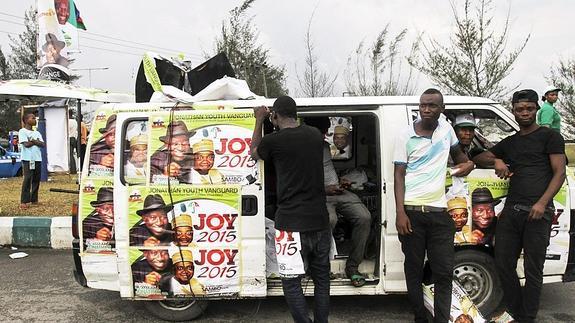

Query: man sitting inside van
left=305, top=117, right=372, bottom=287
left=452, top=113, right=484, bottom=161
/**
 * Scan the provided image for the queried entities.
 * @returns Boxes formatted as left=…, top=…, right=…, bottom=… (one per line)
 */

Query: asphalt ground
left=1, top=248, right=574, bottom=322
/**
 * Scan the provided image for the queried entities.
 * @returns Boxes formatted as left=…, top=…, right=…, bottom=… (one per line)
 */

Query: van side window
left=122, top=120, right=149, bottom=185
left=328, top=117, right=353, bottom=160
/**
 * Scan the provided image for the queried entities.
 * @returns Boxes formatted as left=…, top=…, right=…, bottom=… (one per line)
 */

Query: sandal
left=350, top=274, right=366, bottom=287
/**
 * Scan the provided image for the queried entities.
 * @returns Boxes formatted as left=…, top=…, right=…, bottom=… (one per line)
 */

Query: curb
left=0, top=217, right=72, bottom=249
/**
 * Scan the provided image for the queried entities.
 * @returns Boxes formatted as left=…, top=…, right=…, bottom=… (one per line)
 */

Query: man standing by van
left=394, top=88, right=474, bottom=322
left=475, top=89, right=566, bottom=322
left=251, top=96, right=330, bottom=323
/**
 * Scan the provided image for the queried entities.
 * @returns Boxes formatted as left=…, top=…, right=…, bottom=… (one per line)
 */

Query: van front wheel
left=144, top=299, right=208, bottom=321
left=453, top=250, right=503, bottom=317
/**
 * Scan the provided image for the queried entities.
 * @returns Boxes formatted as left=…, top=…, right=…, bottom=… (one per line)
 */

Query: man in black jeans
left=394, top=89, right=474, bottom=322
left=251, top=96, right=330, bottom=323
left=475, top=89, right=566, bottom=322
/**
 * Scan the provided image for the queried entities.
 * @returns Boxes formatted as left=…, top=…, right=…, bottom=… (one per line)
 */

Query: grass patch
left=0, top=173, right=78, bottom=217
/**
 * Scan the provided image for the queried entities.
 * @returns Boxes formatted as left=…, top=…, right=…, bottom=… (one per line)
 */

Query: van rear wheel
left=144, top=299, right=208, bottom=321
left=453, top=249, right=503, bottom=317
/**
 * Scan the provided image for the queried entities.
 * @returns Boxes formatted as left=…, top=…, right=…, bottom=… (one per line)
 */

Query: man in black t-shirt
left=475, top=89, right=566, bottom=322
left=251, top=96, right=330, bottom=323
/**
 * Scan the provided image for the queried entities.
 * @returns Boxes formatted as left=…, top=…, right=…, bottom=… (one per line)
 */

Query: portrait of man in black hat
left=130, top=194, right=173, bottom=246
left=150, top=121, right=196, bottom=184
left=471, top=187, right=500, bottom=245
left=41, top=33, right=69, bottom=67
left=132, top=236, right=172, bottom=295
left=83, top=187, right=114, bottom=242
left=89, top=114, right=117, bottom=175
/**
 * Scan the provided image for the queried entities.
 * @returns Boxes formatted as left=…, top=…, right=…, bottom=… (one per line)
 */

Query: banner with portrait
left=86, top=108, right=116, bottom=178
left=148, top=110, right=257, bottom=186
left=80, top=178, right=115, bottom=253
left=127, top=185, right=241, bottom=298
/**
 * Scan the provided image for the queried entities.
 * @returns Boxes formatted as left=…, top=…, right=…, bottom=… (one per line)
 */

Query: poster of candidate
left=148, top=110, right=257, bottom=185
left=87, top=109, right=116, bottom=178
left=128, top=185, right=241, bottom=298
left=80, top=178, right=115, bottom=253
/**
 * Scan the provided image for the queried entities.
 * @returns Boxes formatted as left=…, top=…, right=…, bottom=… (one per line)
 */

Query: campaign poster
left=87, top=108, right=116, bottom=178
left=128, top=185, right=241, bottom=298
left=123, top=120, right=149, bottom=185
left=148, top=110, right=257, bottom=185
left=80, top=178, right=115, bottom=253
left=423, top=282, right=487, bottom=323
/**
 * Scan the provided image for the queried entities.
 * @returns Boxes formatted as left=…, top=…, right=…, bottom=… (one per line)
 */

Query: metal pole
left=261, top=68, right=268, bottom=97
left=37, top=107, right=49, bottom=182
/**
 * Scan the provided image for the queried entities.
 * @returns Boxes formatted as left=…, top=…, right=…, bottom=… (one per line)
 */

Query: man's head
left=419, top=88, right=445, bottom=124
left=333, top=126, right=349, bottom=150
left=471, top=188, right=499, bottom=229
left=142, top=237, right=169, bottom=271
left=192, top=139, right=215, bottom=175
left=137, top=194, right=173, bottom=236
left=270, top=96, right=297, bottom=127
left=543, top=86, right=561, bottom=104
left=99, top=114, right=117, bottom=149
left=129, top=135, right=148, bottom=166
left=447, top=197, right=468, bottom=231
left=160, top=121, right=194, bottom=162
left=453, top=113, right=477, bottom=147
left=22, top=112, right=37, bottom=127
left=54, top=0, right=70, bottom=25
left=172, top=250, right=195, bottom=284
left=172, top=214, right=193, bottom=246
left=511, top=89, right=539, bottom=128
left=90, top=187, right=114, bottom=226
left=303, top=117, right=331, bottom=135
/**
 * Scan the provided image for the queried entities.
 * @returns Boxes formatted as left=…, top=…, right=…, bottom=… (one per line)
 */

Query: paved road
left=1, top=248, right=574, bottom=322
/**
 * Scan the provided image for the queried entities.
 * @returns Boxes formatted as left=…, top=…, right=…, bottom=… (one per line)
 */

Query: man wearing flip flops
left=394, top=89, right=474, bottom=322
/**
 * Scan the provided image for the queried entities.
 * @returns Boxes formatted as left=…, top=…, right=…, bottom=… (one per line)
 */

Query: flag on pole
left=67, top=0, right=87, bottom=30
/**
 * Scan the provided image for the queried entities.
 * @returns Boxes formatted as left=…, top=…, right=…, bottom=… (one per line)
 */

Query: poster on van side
left=466, top=174, right=508, bottom=246
left=87, top=108, right=116, bottom=178
left=148, top=110, right=257, bottom=185
left=423, top=281, right=487, bottom=323
left=80, top=178, right=116, bottom=253
left=127, top=185, right=241, bottom=248
left=129, top=246, right=240, bottom=299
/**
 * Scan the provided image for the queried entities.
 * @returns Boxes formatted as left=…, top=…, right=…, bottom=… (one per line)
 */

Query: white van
left=72, top=96, right=575, bottom=321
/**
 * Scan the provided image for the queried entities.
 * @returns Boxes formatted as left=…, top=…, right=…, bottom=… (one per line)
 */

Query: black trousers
left=399, top=210, right=455, bottom=323
left=21, top=161, right=41, bottom=204
left=281, top=228, right=331, bottom=323
left=69, top=137, right=77, bottom=174
left=495, top=207, right=552, bottom=323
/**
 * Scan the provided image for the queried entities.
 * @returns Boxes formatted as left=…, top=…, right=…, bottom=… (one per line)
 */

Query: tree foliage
left=548, top=58, right=575, bottom=138
left=8, top=7, right=38, bottom=79
left=408, top=0, right=529, bottom=100
left=215, top=0, right=287, bottom=97
left=345, top=25, right=417, bottom=96
left=295, top=12, right=337, bottom=97
left=0, top=47, right=9, bottom=80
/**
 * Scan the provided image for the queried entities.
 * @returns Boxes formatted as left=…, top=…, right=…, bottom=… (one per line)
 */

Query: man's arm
left=474, top=150, right=512, bottom=179
left=450, top=145, right=474, bottom=177
left=250, top=106, right=269, bottom=161
left=529, top=154, right=566, bottom=220
left=394, top=164, right=411, bottom=235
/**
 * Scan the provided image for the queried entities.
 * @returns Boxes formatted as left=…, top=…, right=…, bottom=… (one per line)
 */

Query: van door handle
left=242, top=195, right=258, bottom=216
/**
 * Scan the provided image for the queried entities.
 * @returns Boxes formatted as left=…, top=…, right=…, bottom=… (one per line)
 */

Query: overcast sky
left=1, top=0, right=574, bottom=100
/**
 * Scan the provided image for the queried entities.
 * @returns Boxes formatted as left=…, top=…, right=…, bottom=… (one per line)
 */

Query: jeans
left=281, top=228, right=331, bottom=323
left=399, top=209, right=455, bottom=323
left=495, top=207, right=552, bottom=323
left=21, top=161, right=41, bottom=204
left=327, top=190, right=371, bottom=273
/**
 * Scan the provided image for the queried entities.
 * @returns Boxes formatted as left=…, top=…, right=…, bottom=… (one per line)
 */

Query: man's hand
left=472, top=229, right=484, bottom=243
left=144, top=271, right=162, bottom=286
left=396, top=210, right=412, bottom=235
left=325, top=184, right=343, bottom=196
left=452, top=160, right=475, bottom=177
left=164, top=162, right=181, bottom=177
left=100, top=154, right=114, bottom=168
left=528, top=201, right=546, bottom=221
left=253, top=106, right=270, bottom=121
left=494, top=159, right=512, bottom=179
left=339, top=178, right=353, bottom=190
left=95, top=227, right=112, bottom=241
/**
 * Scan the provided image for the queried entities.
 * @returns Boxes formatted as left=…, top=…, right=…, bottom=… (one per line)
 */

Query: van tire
left=453, top=249, right=503, bottom=317
left=144, top=299, right=208, bottom=322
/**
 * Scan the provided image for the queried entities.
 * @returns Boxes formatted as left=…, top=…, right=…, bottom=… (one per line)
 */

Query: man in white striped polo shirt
left=393, top=88, right=475, bottom=323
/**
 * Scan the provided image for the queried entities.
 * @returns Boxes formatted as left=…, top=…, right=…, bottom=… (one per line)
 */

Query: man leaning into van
left=251, top=96, right=330, bottom=323
left=394, top=88, right=474, bottom=323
